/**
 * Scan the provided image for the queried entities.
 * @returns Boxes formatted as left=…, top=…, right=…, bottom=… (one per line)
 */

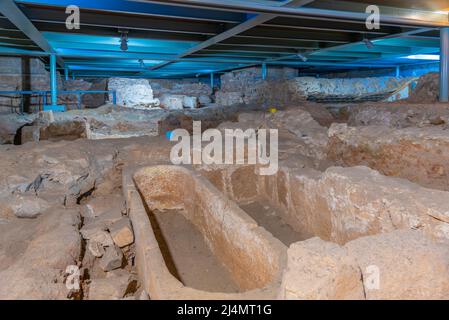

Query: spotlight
left=119, top=30, right=129, bottom=51
left=363, top=38, right=374, bottom=49
left=296, top=53, right=308, bottom=62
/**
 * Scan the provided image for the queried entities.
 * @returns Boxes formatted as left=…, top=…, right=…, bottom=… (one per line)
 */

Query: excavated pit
left=124, top=165, right=287, bottom=300
left=198, top=165, right=313, bottom=247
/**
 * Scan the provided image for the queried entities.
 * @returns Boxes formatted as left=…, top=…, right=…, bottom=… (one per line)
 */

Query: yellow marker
left=268, top=107, right=278, bottom=114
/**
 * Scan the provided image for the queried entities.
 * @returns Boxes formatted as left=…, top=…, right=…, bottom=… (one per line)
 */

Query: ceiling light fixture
left=119, top=30, right=129, bottom=51
left=363, top=37, right=374, bottom=49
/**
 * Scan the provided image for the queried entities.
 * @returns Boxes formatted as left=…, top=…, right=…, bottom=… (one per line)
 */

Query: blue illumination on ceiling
left=403, top=54, right=440, bottom=60
left=0, top=0, right=444, bottom=78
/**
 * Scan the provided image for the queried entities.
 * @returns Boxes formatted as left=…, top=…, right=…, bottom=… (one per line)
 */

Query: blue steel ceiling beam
left=45, top=30, right=326, bottom=51
left=55, top=48, right=177, bottom=60
left=329, top=45, right=414, bottom=55
left=0, top=0, right=64, bottom=66
left=65, top=58, right=264, bottom=67
left=48, top=41, right=197, bottom=55
left=57, top=45, right=412, bottom=61
left=0, top=45, right=48, bottom=56
left=314, top=30, right=441, bottom=66
left=150, top=0, right=315, bottom=71
left=307, top=27, right=436, bottom=58
left=261, top=17, right=405, bottom=36
left=313, top=51, right=382, bottom=58
left=58, top=48, right=286, bottom=61
left=0, top=43, right=38, bottom=49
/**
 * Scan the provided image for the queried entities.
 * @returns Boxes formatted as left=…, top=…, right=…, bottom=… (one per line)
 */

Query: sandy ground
left=149, top=209, right=240, bottom=293
left=240, top=200, right=308, bottom=246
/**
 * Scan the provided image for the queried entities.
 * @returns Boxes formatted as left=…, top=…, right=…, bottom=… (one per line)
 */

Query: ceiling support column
left=440, top=27, right=449, bottom=102
left=44, top=53, right=65, bottom=111
left=50, top=53, right=58, bottom=105
left=262, top=63, right=267, bottom=80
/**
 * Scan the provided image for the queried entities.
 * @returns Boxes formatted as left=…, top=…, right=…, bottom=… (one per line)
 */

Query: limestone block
left=21, top=126, right=40, bottom=144
left=109, top=217, right=134, bottom=248
left=345, top=230, right=449, bottom=300
left=99, top=245, right=123, bottom=272
left=82, top=195, right=125, bottom=219
left=278, top=237, right=365, bottom=300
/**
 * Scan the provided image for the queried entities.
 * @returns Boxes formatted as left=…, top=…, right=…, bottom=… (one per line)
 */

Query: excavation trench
left=124, top=165, right=287, bottom=300
left=198, top=165, right=317, bottom=247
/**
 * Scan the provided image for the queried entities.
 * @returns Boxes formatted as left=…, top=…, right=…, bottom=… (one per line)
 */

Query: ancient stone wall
left=149, top=79, right=212, bottom=97
left=215, top=66, right=414, bottom=107
left=0, top=57, right=61, bottom=113
left=61, top=79, right=107, bottom=109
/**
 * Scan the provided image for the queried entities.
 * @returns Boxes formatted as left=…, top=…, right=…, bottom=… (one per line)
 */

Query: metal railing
left=0, top=90, right=117, bottom=113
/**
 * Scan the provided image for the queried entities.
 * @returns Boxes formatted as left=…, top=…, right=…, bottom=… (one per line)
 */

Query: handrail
left=0, top=90, right=117, bottom=113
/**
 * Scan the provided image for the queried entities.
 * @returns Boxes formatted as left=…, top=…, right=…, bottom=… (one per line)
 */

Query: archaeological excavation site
left=2, top=0, right=449, bottom=303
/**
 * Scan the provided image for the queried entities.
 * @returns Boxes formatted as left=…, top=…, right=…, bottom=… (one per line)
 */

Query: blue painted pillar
left=395, top=66, right=400, bottom=78
left=64, top=68, right=69, bottom=81
left=50, top=53, right=57, bottom=105
left=440, top=28, right=449, bottom=102
left=210, top=72, right=214, bottom=89
left=262, top=63, right=267, bottom=80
